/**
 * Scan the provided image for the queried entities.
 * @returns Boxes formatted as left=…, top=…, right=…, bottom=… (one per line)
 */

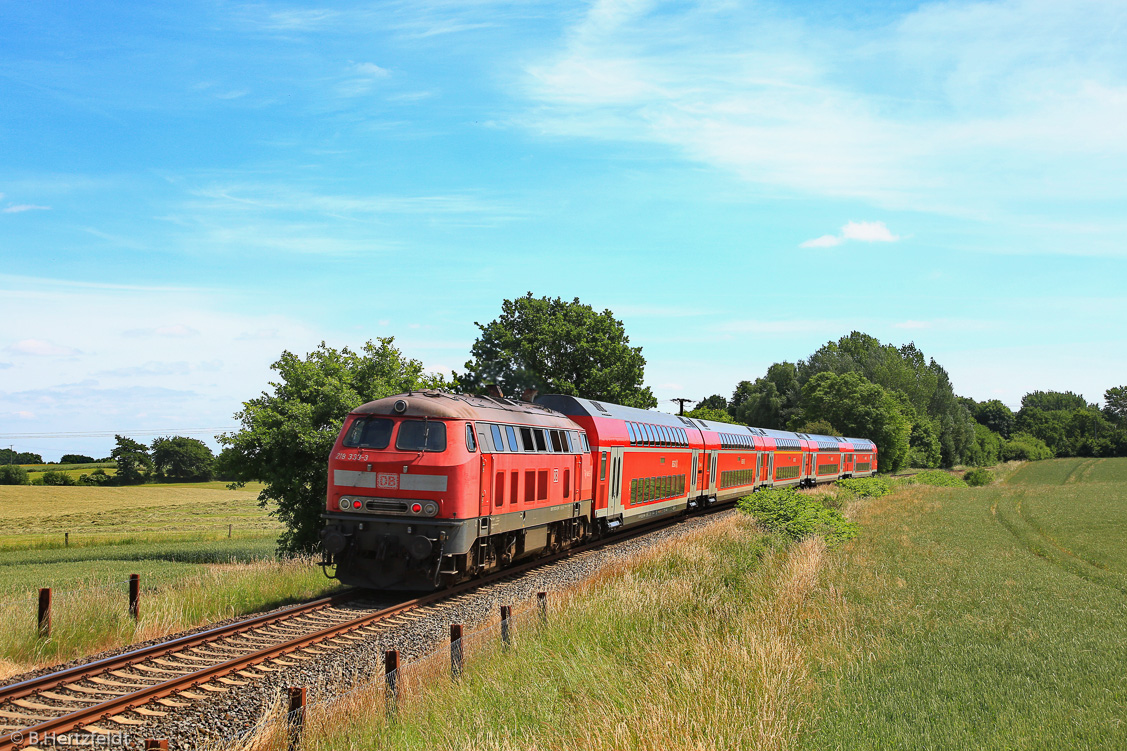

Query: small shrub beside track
left=834, top=476, right=892, bottom=500
left=737, top=487, right=860, bottom=548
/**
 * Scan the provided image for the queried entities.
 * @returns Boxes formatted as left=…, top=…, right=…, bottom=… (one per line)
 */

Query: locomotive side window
left=533, top=429, right=548, bottom=452
left=490, top=424, right=506, bottom=451
left=466, top=423, right=477, bottom=452
left=565, top=431, right=577, bottom=453
left=505, top=426, right=519, bottom=452
left=520, top=427, right=535, bottom=452
left=395, top=420, right=447, bottom=452
left=550, top=430, right=564, bottom=453
left=600, top=452, right=607, bottom=480
left=343, top=417, right=394, bottom=449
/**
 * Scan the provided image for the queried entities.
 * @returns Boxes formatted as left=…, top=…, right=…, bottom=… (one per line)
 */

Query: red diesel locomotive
left=319, top=390, right=876, bottom=590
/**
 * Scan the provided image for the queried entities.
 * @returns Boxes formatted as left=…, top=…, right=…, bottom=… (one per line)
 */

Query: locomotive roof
left=352, top=389, right=575, bottom=428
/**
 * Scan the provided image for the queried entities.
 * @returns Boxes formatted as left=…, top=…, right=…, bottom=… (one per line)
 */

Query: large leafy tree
left=796, top=372, right=912, bottom=472
left=730, top=362, right=802, bottom=429
left=151, top=436, right=215, bottom=482
left=458, top=293, right=657, bottom=408
left=220, top=339, right=446, bottom=554
left=111, top=435, right=152, bottom=485
left=1103, top=386, right=1127, bottom=426
left=973, top=399, right=1015, bottom=438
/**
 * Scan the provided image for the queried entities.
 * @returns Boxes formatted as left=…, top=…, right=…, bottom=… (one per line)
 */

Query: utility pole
left=670, top=398, right=693, bottom=416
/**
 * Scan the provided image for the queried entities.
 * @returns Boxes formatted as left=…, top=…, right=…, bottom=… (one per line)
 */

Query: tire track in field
left=992, top=490, right=1127, bottom=597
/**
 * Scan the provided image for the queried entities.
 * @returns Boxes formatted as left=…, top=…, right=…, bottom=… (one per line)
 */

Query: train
left=318, top=389, right=876, bottom=590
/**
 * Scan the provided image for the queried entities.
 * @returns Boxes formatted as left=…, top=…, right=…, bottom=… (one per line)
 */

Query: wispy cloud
left=123, top=324, right=200, bottom=338
left=520, top=0, right=1127, bottom=241
left=235, top=329, right=280, bottom=341
left=6, top=339, right=81, bottom=357
left=801, top=220, right=900, bottom=248
left=0, top=362, right=12, bottom=370
left=3, top=204, right=51, bottom=214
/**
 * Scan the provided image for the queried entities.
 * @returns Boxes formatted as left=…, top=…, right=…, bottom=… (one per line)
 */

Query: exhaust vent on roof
left=589, top=400, right=610, bottom=413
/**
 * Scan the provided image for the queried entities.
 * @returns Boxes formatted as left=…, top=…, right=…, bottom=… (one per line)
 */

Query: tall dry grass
left=237, top=516, right=856, bottom=751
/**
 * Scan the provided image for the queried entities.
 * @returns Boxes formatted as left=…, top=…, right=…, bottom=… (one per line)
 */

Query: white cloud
left=894, top=320, right=930, bottom=330
left=3, top=204, right=51, bottom=213
left=799, top=234, right=842, bottom=248
left=236, top=329, right=280, bottom=341
left=0, top=362, right=11, bottom=369
left=16, top=411, right=35, bottom=419
left=7, top=339, right=80, bottom=356
left=841, top=221, right=900, bottom=243
left=801, top=221, right=899, bottom=249
left=353, top=62, right=390, bottom=78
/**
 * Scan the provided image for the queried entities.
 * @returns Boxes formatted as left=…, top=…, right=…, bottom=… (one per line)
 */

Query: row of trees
left=683, top=333, right=1127, bottom=472
left=0, top=435, right=221, bottom=485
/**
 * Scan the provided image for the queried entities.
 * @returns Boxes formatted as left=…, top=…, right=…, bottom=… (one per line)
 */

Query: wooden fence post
left=129, top=574, right=141, bottom=621
left=286, top=686, right=306, bottom=751
left=64, top=532, right=69, bottom=547
left=385, top=649, right=399, bottom=715
left=500, top=605, right=512, bottom=648
left=450, top=623, right=464, bottom=679
left=537, top=591, right=547, bottom=621
left=37, top=587, right=51, bottom=638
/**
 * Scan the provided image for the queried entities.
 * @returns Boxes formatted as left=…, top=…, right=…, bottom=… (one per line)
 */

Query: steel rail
left=0, top=503, right=734, bottom=749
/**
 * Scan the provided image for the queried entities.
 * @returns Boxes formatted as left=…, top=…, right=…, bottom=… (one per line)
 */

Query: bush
left=835, top=476, right=892, bottom=500
left=0, top=465, right=29, bottom=485
left=963, top=467, right=993, bottom=487
left=908, top=470, right=967, bottom=488
left=78, top=469, right=113, bottom=486
left=41, top=470, right=77, bottom=486
left=59, top=454, right=96, bottom=464
left=737, top=487, right=860, bottom=548
left=1001, top=431, right=1054, bottom=461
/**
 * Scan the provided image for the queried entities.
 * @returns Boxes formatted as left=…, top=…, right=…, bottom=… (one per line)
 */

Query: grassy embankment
left=0, top=483, right=342, bottom=678
left=252, top=459, right=1127, bottom=751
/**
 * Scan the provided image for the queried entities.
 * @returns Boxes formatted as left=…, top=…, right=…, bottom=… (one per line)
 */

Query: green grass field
left=808, top=457, right=1127, bottom=749
left=0, top=481, right=341, bottom=676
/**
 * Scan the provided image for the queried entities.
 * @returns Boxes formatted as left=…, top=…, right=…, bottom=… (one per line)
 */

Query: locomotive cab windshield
left=343, top=415, right=447, bottom=452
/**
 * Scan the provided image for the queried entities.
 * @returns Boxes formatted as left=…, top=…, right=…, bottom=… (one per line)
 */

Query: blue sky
left=2, top=0, right=1126, bottom=461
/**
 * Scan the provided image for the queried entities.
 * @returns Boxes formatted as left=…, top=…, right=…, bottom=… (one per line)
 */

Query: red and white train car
left=320, top=390, right=876, bottom=590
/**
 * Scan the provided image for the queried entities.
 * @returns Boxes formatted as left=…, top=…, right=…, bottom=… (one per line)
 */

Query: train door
left=806, top=452, right=814, bottom=483
left=479, top=453, right=492, bottom=517
left=708, top=451, right=718, bottom=496
left=767, top=453, right=774, bottom=486
left=607, top=446, right=624, bottom=519
left=844, top=452, right=853, bottom=476
left=691, top=449, right=700, bottom=495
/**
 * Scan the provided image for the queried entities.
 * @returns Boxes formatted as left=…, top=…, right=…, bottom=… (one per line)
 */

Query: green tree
left=59, top=454, right=96, bottom=464
left=458, top=294, right=657, bottom=408
left=696, top=394, right=728, bottom=411
left=0, top=465, right=29, bottom=485
left=730, top=362, right=802, bottom=429
left=969, top=424, right=1003, bottom=466
left=795, top=371, right=912, bottom=472
left=220, top=338, right=446, bottom=554
left=685, top=405, right=738, bottom=424
left=1103, top=386, right=1127, bottom=426
left=111, top=435, right=152, bottom=485
left=908, top=417, right=942, bottom=468
left=973, top=399, right=1015, bottom=438
left=151, top=436, right=215, bottom=481
left=791, top=418, right=838, bottom=437
left=1001, top=432, right=1054, bottom=461
left=1020, top=390, right=1088, bottom=412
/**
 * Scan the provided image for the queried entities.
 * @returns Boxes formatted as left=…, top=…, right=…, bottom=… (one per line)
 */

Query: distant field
left=0, top=480, right=340, bottom=676
left=808, top=457, right=1127, bottom=749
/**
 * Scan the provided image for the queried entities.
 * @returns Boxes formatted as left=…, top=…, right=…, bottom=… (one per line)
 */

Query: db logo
left=377, top=473, right=398, bottom=489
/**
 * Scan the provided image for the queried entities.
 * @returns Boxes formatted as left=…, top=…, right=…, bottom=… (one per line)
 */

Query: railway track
left=0, top=505, right=732, bottom=749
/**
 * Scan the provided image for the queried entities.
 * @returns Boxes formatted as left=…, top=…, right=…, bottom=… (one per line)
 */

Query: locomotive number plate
left=377, top=473, right=399, bottom=490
